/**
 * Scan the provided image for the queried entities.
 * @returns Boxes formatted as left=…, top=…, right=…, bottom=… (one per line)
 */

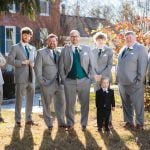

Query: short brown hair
left=125, top=31, right=135, bottom=37
left=93, top=32, right=107, bottom=42
left=47, top=33, right=58, bottom=40
left=21, top=27, right=33, bottom=36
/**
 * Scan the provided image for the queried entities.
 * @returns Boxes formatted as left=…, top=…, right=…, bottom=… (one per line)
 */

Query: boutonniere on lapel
left=28, top=45, right=33, bottom=51
left=127, top=46, right=133, bottom=51
left=77, top=45, right=82, bottom=52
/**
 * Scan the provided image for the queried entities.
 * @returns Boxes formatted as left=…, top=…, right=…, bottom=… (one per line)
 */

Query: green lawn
left=0, top=90, right=150, bottom=150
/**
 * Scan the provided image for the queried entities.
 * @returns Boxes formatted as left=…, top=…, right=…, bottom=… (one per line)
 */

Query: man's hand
left=22, top=60, right=30, bottom=65
left=29, top=62, right=34, bottom=67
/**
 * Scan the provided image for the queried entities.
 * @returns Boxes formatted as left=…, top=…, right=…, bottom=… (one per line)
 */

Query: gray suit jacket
left=59, top=45, right=95, bottom=82
left=35, top=47, right=60, bottom=86
left=7, top=42, right=36, bottom=84
left=92, top=45, right=113, bottom=79
left=0, top=53, right=6, bottom=85
left=117, top=42, right=148, bottom=85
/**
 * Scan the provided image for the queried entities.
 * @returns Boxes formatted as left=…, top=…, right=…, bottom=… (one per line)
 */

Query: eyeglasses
left=70, top=36, right=79, bottom=38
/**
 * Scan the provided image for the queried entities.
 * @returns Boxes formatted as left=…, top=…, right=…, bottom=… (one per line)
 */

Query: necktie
left=25, top=46, right=32, bottom=82
left=52, top=50, right=57, bottom=64
left=98, top=49, right=102, bottom=57
left=75, top=47, right=79, bottom=54
left=25, top=46, right=29, bottom=59
left=121, top=47, right=130, bottom=58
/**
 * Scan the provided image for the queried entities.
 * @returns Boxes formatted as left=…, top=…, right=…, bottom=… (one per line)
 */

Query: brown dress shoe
left=16, top=122, right=22, bottom=127
left=66, top=125, right=74, bottom=131
left=26, top=121, right=38, bottom=126
left=0, top=117, right=4, bottom=123
left=123, top=122, right=134, bottom=130
left=136, top=124, right=144, bottom=130
left=59, top=125, right=67, bottom=129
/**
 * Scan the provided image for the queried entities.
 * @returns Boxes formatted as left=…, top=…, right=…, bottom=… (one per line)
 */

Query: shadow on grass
left=84, top=130, right=102, bottom=150
left=55, top=128, right=84, bottom=149
left=40, top=128, right=85, bottom=150
left=39, top=129, right=54, bottom=150
left=5, top=125, right=34, bottom=150
left=99, top=128, right=130, bottom=150
left=131, top=128, right=150, bottom=149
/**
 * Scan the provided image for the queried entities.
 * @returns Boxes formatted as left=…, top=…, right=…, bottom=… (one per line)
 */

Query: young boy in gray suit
left=0, top=53, right=6, bottom=122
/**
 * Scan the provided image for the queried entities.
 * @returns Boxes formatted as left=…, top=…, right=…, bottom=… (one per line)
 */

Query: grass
left=0, top=89, right=150, bottom=150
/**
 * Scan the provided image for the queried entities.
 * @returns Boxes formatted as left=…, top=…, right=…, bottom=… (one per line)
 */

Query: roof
left=60, top=14, right=111, bottom=37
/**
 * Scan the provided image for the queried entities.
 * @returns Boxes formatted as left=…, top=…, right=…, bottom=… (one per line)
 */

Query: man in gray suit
left=92, top=32, right=113, bottom=91
left=117, top=31, right=148, bottom=130
left=92, top=32, right=113, bottom=127
left=0, top=53, right=6, bottom=122
left=35, top=34, right=66, bottom=131
left=7, top=27, right=37, bottom=127
left=59, top=30, right=95, bottom=131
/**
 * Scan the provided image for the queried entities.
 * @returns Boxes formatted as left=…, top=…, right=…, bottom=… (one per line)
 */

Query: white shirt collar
left=97, top=47, right=105, bottom=52
left=71, top=45, right=81, bottom=52
left=126, top=42, right=136, bottom=50
left=102, top=88, right=108, bottom=91
left=21, top=42, right=29, bottom=47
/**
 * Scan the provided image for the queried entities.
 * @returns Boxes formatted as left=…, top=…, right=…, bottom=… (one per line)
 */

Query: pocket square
left=103, top=54, right=107, bottom=57
left=83, top=52, right=88, bottom=55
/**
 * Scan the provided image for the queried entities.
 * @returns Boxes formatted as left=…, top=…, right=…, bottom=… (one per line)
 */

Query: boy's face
left=101, top=79, right=109, bottom=89
left=21, top=33, right=32, bottom=43
left=96, top=38, right=106, bottom=48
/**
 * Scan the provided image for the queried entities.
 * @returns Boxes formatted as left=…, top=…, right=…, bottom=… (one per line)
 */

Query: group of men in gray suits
left=0, top=26, right=149, bottom=132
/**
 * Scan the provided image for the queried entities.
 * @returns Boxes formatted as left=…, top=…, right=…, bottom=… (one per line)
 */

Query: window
left=5, top=26, right=16, bottom=55
left=9, top=2, right=16, bottom=13
left=40, top=0, right=50, bottom=16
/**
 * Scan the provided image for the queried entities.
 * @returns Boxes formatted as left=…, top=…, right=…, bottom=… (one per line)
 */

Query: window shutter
left=16, top=26, right=20, bottom=43
left=0, top=26, right=5, bottom=55
left=15, top=2, right=20, bottom=12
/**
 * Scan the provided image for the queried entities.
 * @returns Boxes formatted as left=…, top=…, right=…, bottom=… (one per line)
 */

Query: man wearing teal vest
left=59, top=30, right=95, bottom=131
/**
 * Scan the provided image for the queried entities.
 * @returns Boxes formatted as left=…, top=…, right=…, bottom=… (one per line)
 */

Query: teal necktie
left=25, top=46, right=29, bottom=59
left=52, top=50, right=57, bottom=63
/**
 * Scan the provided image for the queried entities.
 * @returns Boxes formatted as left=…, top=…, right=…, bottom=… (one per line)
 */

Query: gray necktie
left=98, top=49, right=102, bottom=57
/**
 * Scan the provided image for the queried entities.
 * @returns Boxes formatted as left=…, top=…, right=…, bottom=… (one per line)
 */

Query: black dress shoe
left=105, top=127, right=110, bottom=132
left=48, top=126, right=53, bottom=130
left=0, top=117, right=4, bottom=123
left=98, top=127, right=102, bottom=132
left=16, top=122, right=21, bottom=127
left=82, top=126, right=86, bottom=131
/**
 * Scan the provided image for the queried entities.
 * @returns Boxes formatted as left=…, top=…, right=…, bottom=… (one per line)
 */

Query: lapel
left=45, top=48, right=55, bottom=64
left=68, top=45, right=73, bottom=66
